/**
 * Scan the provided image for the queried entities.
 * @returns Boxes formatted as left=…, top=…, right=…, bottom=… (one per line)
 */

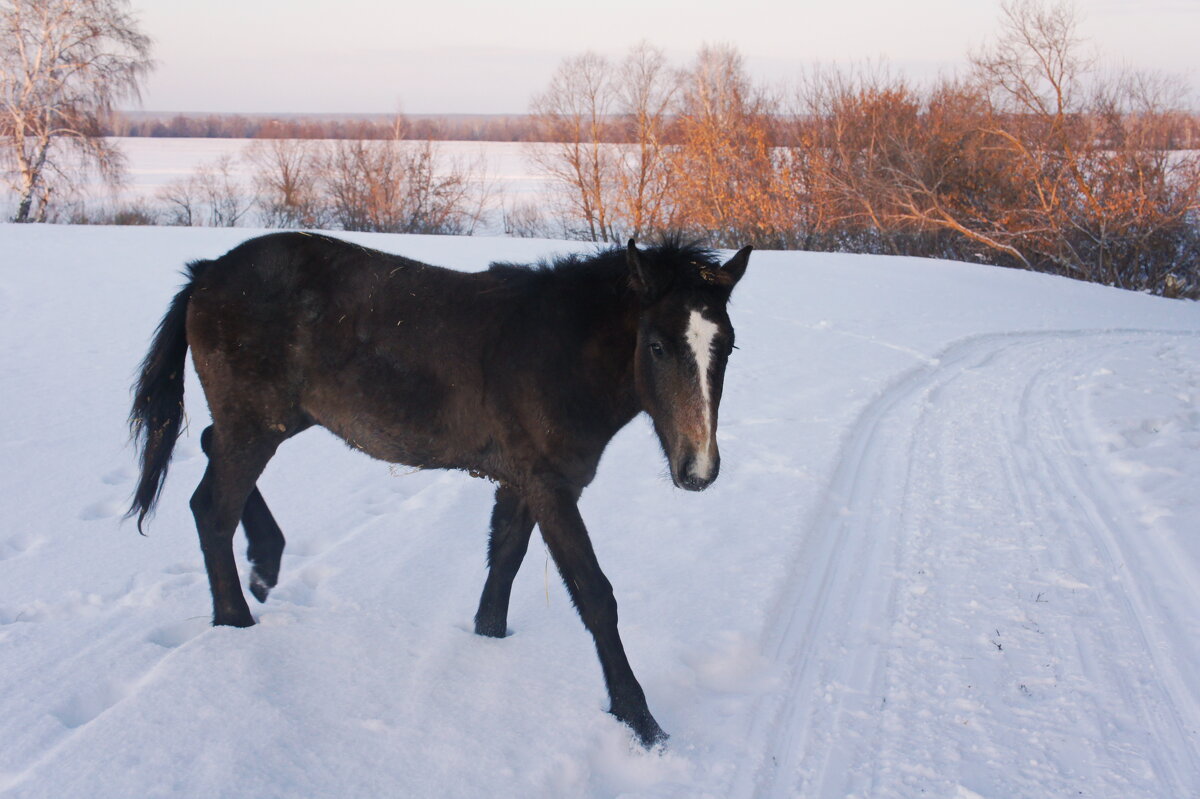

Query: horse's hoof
left=633, top=722, right=669, bottom=750
left=249, top=571, right=272, bottom=603
left=213, top=611, right=255, bottom=628
left=473, top=617, right=509, bottom=638
left=613, top=708, right=669, bottom=750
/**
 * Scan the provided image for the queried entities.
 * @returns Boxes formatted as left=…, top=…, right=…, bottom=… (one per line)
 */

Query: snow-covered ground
left=1, top=224, right=1197, bottom=798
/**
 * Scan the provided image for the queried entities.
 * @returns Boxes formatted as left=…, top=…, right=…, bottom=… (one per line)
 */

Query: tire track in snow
left=1022, top=337, right=1200, bottom=792
left=733, top=334, right=1011, bottom=798
left=871, top=333, right=1200, bottom=797
left=733, top=329, right=1200, bottom=799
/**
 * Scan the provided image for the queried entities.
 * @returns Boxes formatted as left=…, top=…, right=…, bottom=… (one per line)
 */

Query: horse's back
left=184, top=233, right=517, bottom=470
left=186, top=232, right=495, bottom=353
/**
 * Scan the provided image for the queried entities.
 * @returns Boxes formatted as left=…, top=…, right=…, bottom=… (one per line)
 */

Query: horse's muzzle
left=674, top=450, right=719, bottom=491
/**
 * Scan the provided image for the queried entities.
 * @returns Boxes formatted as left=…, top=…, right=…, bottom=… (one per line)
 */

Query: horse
left=128, top=231, right=751, bottom=748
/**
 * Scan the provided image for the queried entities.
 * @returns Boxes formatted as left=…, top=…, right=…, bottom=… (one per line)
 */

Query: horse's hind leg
left=474, top=485, right=535, bottom=638
left=201, top=425, right=289, bottom=604
left=242, top=489, right=285, bottom=603
left=191, top=423, right=283, bottom=627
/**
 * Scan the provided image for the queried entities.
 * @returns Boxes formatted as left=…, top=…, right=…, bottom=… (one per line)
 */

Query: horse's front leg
left=526, top=481, right=667, bottom=748
left=474, top=484, right=535, bottom=637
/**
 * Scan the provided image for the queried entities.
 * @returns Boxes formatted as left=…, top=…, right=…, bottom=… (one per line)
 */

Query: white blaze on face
left=685, top=308, right=720, bottom=479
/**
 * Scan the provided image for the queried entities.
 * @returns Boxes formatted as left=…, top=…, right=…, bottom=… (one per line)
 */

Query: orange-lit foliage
left=530, top=4, right=1198, bottom=296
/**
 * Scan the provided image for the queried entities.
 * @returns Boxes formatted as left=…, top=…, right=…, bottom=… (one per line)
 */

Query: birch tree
left=1, top=0, right=153, bottom=222
left=529, top=52, right=619, bottom=242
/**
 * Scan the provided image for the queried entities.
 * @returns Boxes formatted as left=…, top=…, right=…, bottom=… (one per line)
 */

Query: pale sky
left=129, top=0, right=1198, bottom=114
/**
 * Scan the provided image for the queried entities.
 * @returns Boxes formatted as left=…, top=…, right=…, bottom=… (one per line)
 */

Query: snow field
left=0, top=224, right=1197, bottom=797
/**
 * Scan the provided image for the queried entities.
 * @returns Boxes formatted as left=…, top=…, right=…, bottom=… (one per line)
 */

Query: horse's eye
left=648, top=342, right=665, bottom=358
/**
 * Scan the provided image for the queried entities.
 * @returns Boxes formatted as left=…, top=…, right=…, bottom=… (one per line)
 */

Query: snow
left=35, top=138, right=552, bottom=231
left=1, top=223, right=1198, bottom=798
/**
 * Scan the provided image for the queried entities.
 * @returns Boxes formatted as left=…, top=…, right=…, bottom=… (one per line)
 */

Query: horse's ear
left=721, top=245, right=752, bottom=287
left=627, top=239, right=668, bottom=301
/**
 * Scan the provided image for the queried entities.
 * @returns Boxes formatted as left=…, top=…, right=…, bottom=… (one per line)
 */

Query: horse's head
left=627, top=238, right=751, bottom=491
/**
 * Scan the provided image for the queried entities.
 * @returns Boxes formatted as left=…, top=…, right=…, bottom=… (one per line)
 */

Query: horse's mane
left=486, top=235, right=723, bottom=296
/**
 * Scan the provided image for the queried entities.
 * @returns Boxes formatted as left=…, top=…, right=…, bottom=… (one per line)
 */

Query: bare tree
left=671, top=44, right=795, bottom=247
left=320, top=137, right=489, bottom=235
left=246, top=138, right=326, bottom=228
left=1082, top=69, right=1200, bottom=291
left=157, top=154, right=250, bottom=227
left=612, top=42, right=678, bottom=238
left=965, top=0, right=1090, bottom=273
left=880, top=77, right=1037, bottom=266
left=529, top=45, right=682, bottom=241
left=529, top=52, right=619, bottom=242
left=502, top=198, right=550, bottom=238
left=967, top=0, right=1200, bottom=288
left=792, top=63, right=923, bottom=253
left=789, top=1, right=1200, bottom=292
left=0, top=0, right=153, bottom=222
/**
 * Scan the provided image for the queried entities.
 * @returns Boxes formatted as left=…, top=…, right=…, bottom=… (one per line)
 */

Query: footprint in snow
left=146, top=617, right=209, bottom=649
left=361, top=491, right=394, bottom=516
left=0, top=533, right=43, bottom=561
left=79, top=498, right=125, bottom=521
left=80, top=462, right=142, bottom=520
left=101, top=466, right=134, bottom=485
left=272, top=564, right=339, bottom=608
left=1, top=593, right=107, bottom=624
left=682, top=631, right=780, bottom=695
left=52, top=678, right=129, bottom=729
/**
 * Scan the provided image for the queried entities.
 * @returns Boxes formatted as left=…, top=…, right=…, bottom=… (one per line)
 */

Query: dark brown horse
left=128, top=232, right=750, bottom=747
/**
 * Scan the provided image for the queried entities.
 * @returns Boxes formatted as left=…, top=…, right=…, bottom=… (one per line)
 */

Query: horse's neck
left=598, top=303, right=642, bottom=426
left=558, top=272, right=643, bottom=433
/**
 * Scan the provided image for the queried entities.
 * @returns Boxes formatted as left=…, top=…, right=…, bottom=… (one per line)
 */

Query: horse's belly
left=297, top=349, right=510, bottom=477
left=307, top=410, right=441, bottom=467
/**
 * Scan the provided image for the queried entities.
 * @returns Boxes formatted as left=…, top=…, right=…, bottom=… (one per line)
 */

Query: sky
left=129, top=0, right=1199, bottom=114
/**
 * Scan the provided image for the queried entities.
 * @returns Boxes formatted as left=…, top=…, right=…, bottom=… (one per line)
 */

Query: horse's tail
left=127, top=260, right=210, bottom=532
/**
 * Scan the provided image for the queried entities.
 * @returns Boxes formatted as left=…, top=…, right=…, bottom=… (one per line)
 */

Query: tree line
left=522, top=4, right=1200, bottom=297
left=3, top=0, right=1198, bottom=296
left=105, top=113, right=537, bottom=142
left=99, top=101, right=1200, bottom=150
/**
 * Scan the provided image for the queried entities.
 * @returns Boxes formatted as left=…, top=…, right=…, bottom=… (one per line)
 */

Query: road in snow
left=736, top=333, right=1200, bottom=798
left=0, top=224, right=1197, bottom=798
